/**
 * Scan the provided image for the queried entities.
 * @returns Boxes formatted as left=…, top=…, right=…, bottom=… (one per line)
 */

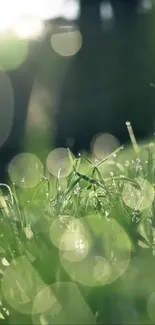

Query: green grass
left=1, top=129, right=155, bottom=324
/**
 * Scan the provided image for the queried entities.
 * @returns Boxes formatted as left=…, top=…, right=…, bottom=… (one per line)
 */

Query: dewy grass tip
left=126, top=121, right=140, bottom=154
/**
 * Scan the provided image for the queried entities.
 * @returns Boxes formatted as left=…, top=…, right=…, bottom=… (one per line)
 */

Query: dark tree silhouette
left=0, top=0, right=155, bottom=182
left=55, top=0, right=155, bottom=153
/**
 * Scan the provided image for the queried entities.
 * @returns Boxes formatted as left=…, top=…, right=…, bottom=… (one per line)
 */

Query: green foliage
left=1, top=141, right=155, bottom=324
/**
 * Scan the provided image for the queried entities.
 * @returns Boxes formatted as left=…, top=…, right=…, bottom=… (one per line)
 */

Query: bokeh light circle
left=49, top=216, right=85, bottom=250
left=32, top=285, right=60, bottom=315
left=0, top=70, right=14, bottom=148
left=61, top=234, right=89, bottom=262
left=60, top=215, right=131, bottom=286
left=46, top=148, right=73, bottom=178
left=1, top=256, right=44, bottom=314
left=8, top=153, right=44, bottom=188
left=122, top=177, right=154, bottom=211
left=0, top=33, right=29, bottom=70
left=91, top=133, right=120, bottom=160
left=51, top=26, right=82, bottom=57
left=93, top=256, right=111, bottom=284
left=32, top=282, right=94, bottom=325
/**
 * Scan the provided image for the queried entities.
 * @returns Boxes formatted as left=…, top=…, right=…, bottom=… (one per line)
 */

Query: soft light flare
left=12, top=15, right=44, bottom=39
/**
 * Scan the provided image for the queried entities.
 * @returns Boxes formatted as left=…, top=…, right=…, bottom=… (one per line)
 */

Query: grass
left=1, top=125, right=155, bottom=324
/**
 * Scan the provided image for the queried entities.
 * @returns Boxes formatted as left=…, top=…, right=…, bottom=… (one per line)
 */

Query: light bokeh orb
left=60, top=253, right=111, bottom=287
left=91, top=133, right=120, bottom=160
left=0, top=34, right=29, bottom=70
left=61, top=234, right=89, bottom=262
left=1, top=256, right=44, bottom=314
left=46, top=148, right=73, bottom=178
left=138, top=0, right=152, bottom=13
left=93, top=256, right=111, bottom=283
left=122, top=177, right=154, bottom=211
left=32, top=285, right=61, bottom=315
left=49, top=216, right=85, bottom=250
left=51, top=26, right=82, bottom=57
left=8, top=153, right=44, bottom=188
left=32, top=282, right=94, bottom=325
left=0, top=70, right=14, bottom=148
left=100, top=1, right=114, bottom=21
left=60, top=215, right=131, bottom=286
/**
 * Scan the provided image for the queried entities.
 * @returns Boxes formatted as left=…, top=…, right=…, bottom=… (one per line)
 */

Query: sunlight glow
left=12, top=15, right=44, bottom=39
left=61, top=0, right=80, bottom=20
left=0, top=0, right=80, bottom=36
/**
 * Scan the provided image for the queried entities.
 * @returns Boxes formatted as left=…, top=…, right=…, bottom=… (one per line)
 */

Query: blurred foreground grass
left=1, top=134, right=155, bottom=324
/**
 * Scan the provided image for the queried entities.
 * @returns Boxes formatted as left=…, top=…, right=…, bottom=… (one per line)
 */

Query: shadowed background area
left=0, top=0, right=155, bottom=181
